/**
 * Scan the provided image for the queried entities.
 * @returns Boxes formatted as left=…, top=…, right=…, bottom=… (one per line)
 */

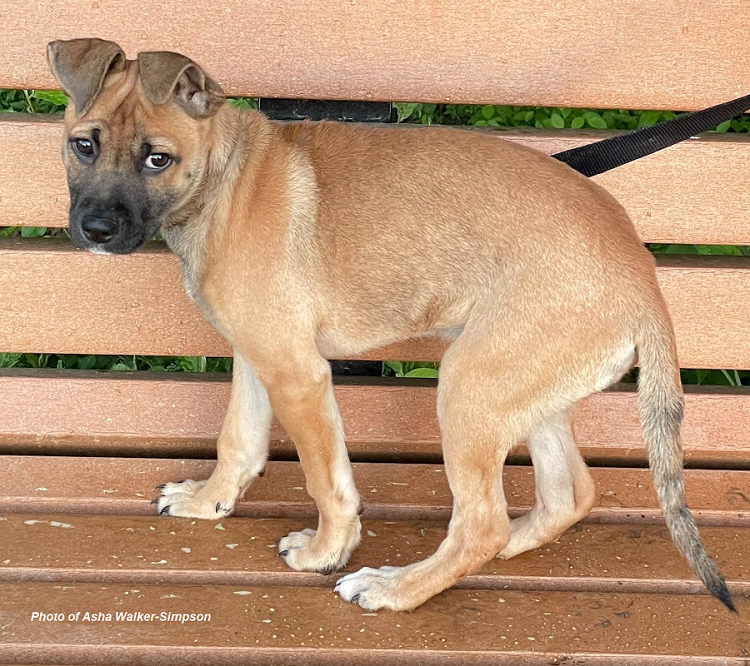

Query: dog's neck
left=161, top=106, right=271, bottom=301
left=162, top=105, right=254, bottom=233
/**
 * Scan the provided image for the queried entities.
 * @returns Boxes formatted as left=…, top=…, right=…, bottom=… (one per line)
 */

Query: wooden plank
left=0, top=373, right=445, bottom=460
left=0, top=239, right=223, bottom=357
left=1, top=240, right=750, bottom=368
left=2, top=1, right=749, bottom=110
left=0, top=514, right=748, bottom=596
left=1, top=373, right=749, bottom=463
left=5, top=115, right=750, bottom=246
left=0, top=582, right=747, bottom=663
left=0, top=116, right=68, bottom=229
left=2, top=457, right=749, bottom=526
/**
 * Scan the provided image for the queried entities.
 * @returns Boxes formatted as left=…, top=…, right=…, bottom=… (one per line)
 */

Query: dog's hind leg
left=497, top=341, right=635, bottom=559
left=155, top=352, right=272, bottom=518
left=497, top=409, right=596, bottom=560
left=336, top=315, right=543, bottom=611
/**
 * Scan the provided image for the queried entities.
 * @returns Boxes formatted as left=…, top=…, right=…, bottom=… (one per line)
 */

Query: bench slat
left=1, top=582, right=747, bottom=663
left=2, top=457, right=749, bottom=526
left=4, top=116, right=750, bottom=246
left=2, top=241, right=750, bottom=369
left=2, top=1, right=749, bottom=110
left=1, top=513, right=748, bottom=595
left=1, top=373, right=749, bottom=464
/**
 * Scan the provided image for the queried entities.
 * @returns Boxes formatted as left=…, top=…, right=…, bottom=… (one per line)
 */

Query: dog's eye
left=71, top=138, right=94, bottom=159
left=145, top=153, right=172, bottom=171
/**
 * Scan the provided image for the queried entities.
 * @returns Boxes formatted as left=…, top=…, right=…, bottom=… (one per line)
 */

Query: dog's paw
left=335, top=565, right=413, bottom=611
left=278, top=527, right=357, bottom=575
left=153, top=479, right=235, bottom=519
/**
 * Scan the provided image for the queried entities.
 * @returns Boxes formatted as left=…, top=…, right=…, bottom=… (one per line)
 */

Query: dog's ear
left=46, top=38, right=126, bottom=116
left=137, top=51, right=224, bottom=119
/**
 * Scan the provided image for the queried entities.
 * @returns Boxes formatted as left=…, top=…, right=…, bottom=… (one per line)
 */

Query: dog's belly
left=314, top=324, right=463, bottom=360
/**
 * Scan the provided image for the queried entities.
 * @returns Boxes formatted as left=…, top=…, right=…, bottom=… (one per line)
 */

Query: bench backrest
left=0, top=1, right=748, bottom=469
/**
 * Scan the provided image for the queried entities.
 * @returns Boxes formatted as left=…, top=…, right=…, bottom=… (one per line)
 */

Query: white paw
left=153, top=479, right=234, bottom=519
left=334, top=565, right=405, bottom=611
left=278, top=527, right=358, bottom=575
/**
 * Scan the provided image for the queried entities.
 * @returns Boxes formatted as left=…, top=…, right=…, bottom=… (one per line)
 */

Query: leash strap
left=553, top=93, right=750, bottom=177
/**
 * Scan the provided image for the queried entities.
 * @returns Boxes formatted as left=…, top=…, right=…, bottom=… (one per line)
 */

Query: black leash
left=553, top=93, right=750, bottom=177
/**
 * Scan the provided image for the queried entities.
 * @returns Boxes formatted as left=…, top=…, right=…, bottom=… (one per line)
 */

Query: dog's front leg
left=265, top=353, right=361, bottom=574
left=155, top=352, right=272, bottom=518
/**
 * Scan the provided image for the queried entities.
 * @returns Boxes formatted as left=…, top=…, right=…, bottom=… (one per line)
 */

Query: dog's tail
left=636, top=304, right=735, bottom=612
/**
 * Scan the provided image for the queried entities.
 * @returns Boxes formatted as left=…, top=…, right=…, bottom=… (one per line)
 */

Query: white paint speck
left=24, top=518, right=73, bottom=528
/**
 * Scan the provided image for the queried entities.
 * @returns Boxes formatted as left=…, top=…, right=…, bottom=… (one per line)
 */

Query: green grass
left=1, top=89, right=748, bottom=385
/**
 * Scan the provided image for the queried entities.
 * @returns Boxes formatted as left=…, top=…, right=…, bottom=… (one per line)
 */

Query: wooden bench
left=1, top=2, right=749, bottom=663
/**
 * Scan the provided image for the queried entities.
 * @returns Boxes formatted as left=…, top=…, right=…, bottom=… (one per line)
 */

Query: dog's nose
left=81, top=215, right=118, bottom=244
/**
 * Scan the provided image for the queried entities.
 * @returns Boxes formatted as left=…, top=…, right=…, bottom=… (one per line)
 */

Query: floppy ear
left=137, top=51, right=224, bottom=119
left=46, top=38, right=126, bottom=116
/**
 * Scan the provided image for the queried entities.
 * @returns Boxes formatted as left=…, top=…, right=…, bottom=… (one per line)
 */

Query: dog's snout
left=81, top=215, right=119, bottom=245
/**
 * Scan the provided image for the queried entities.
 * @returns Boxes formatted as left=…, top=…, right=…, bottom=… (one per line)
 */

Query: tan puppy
left=47, top=38, right=733, bottom=612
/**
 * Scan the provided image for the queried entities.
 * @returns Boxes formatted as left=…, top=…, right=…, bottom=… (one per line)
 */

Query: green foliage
left=649, top=244, right=750, bottom=256
left=0, top=90, right=259, bottom=114
left=623, top=367, right=749, bottom=387
left=0, top=89, right=67, bottom=113
left=383, top=361, right=439, bottom=378
left=1, top=226, right=66, bottom=239
left=393, top=102, right=750, bottom=133
left=227, top=98, right=259, bottom=110
left=0, top=353, right=232, bottom=373
left=682, top=368, right=749, bottom=387
left=20, top=226, right=48, bottom=237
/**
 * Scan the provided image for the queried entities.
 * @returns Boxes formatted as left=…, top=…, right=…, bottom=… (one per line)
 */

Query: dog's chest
left=162, top=222, right=223, bottom=331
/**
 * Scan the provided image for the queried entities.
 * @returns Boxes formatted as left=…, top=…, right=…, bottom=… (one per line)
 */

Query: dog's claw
left=279, top=549, right=289, bottom=557
left=155, top=483, right=166, bottom=492
left=159, top=505, right=171, bottom=516
left=149, top=497, right=159, bottom=505
left=351, top=593, right=361, bottom=605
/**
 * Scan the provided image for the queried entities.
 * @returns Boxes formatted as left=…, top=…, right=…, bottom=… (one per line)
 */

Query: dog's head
left=47, top=38, right=225, bottom=254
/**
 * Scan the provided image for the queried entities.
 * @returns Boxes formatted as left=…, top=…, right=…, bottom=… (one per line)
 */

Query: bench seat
left=2, top=455, right=748, bottom=663
left=1, top=1, right=749, bottom=661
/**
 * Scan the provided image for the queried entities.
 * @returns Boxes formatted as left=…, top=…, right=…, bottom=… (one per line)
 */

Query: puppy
left=47, top=38, right=733, bottom=612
